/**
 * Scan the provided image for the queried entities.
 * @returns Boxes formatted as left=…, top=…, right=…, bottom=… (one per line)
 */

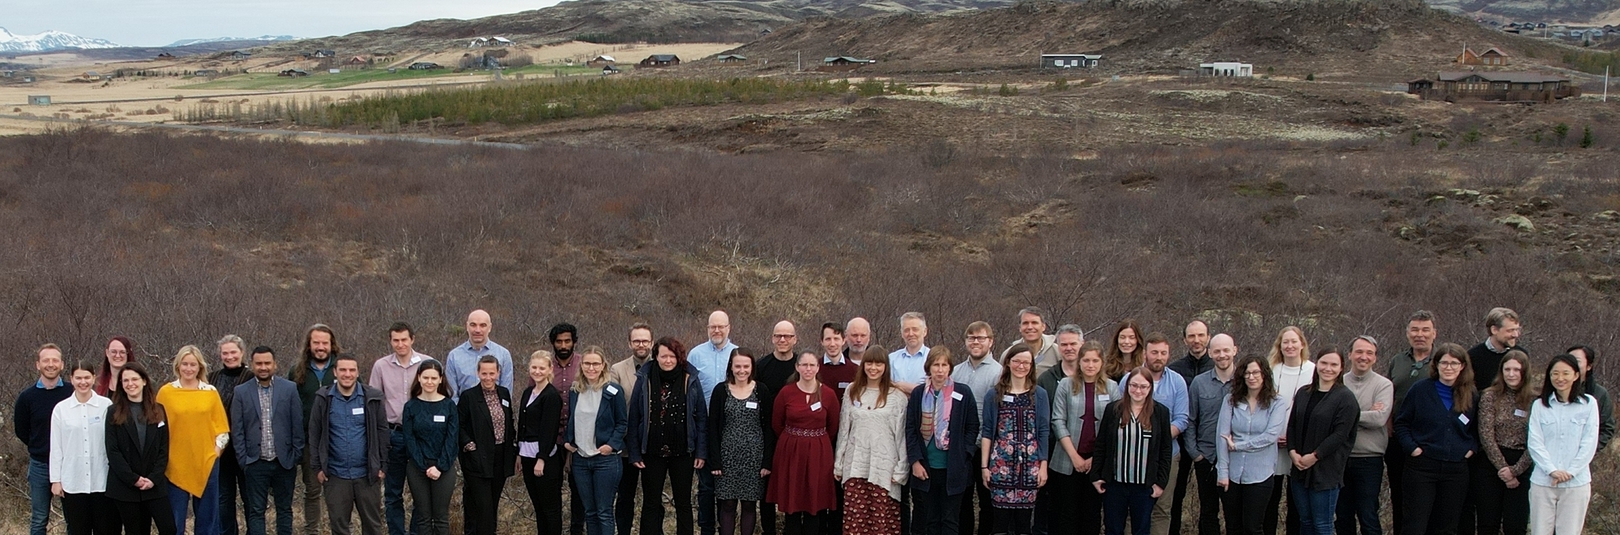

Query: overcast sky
left=8, top=0, right=563, bottom=46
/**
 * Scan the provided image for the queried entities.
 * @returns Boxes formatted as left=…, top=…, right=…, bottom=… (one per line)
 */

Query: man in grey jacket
left=232, top=347, right=306, bottom=535
left=1183, top=333, right=1236, bottom=535
left=308, top=355, right=390, bottom=535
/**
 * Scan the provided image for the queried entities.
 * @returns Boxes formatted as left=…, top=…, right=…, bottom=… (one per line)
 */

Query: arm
left=456, top=392, right=476, bottom=452
left=1308, top=393, right=1358, bottom=461
left=759, top=386, right=776, bottom=470
left=1238, top=398, right=1289, bottom=451
left=1526, top=402, right=1557, bottom=475
left=834, top=394, right=853, bottom=478
left=286, top=387, right=306, bottom=461
left=1359, top=380, right=1394, bottom=429
left=562, top=391, right=576, bottom=449
left=500, top=352, right=514, bottom=392
left=771, top=389, right=788, bottom=437
left=1479, top=393, right=1509, bottom=470
left=963, top=387, right=980, bottom=451
left=1392, top=386, right=1419, bottom=455
left=691, top=380, right=709, bottom=461
left=12, top=396, right=29, bottom=444
left=1091, top=404, right=1118, bottom=482
left=707, top=386, right=727, bottom=472
left=48, top=407, right=64, bottom=483
left=230, top=391, right=249, bottom=465
left=625, top=384, right=645, bottom=463
left=825, top=387, right=841, bottom=445
left=210, top=395, right=231, bottom=450
left=105, top=423, right=137, bottom=489
left=1169, top=376, right=1190, bottom=437
left=1154, top=406, right=1174, bottom=488
left=892, top=392, right=910, bottom=483
left=1035, top=389, right=1051, bottom=462
left=437, top=404, right=459, bottom=469
left=307, top=395, right=330, bottom=474
left=905, top=387, right=924, bottom=465
left=1571, top=399, right=1601, bottom=473
left=1598, top=388, right=1615, bottom=452
left=980, top=391, right=997, bottom=442
left=537, top=390, right=563, bottom=450
left=1215, top=401, right=1232, bottom=481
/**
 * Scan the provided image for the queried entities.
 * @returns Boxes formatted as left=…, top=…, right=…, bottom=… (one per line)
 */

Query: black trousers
left=760, top=476, right=778, bottom=535
left=1222, top=477, right=1274, bottom=535
left=995, top=508, right=1032, bottom=535
left=914, top=466, right=962, bottom=535
left=523, top=453, right=566, bottom=535
left=1401, top=456, right=1469, bottom=535
left=641, top=453, right=696, bottom=535
left=569, top=462, right=585, bottom=535
left=782, top=512, right=821, bottom=535
left=958, top=459, right=993, bottom=535
left=1189, top=458, right=1222, bottom=535
left=219, top=445, right=247, bottom=535
left=1386, top=448, right=1408, bottom=535
left=1042, top=469, right=1099, bottom=535
left=461, top=472, right=508, bottom=535
left=115, top=496, right=178, bottom=535
left=616, top=456, right=642, bottom=535
left=63, top=492, right=121, bottom=535
left=1168, top=450, right=1194, bottom=535
left=1470, top=448, right=1529, bottom=535
left=1264, top=475, right=1299, bottom=535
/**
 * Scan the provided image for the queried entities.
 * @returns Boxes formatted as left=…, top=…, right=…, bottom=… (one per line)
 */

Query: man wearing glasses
left=951, top=321, right=1001, bottom=535
left=686, top=311, right=738, bottom=535
left=612, top=323, right=656, bottom=535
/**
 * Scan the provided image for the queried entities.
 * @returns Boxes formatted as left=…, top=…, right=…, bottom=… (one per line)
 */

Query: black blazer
left=1092, top=400, right=1173, bottom=489
left=457, top=385, right=517, bottom=480
left=905, top=382, right=980, bottom=495
left=706, top=382, right=775, bottom=475
left=105, top=405, right=171, bottom=503
left=1287, top=383, right=1361, bottom=490
left=516, top=384, right=564, bottom=458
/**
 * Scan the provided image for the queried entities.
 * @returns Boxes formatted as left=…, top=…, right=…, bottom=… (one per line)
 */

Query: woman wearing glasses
left=1392, top=343, right=1477, bottom=535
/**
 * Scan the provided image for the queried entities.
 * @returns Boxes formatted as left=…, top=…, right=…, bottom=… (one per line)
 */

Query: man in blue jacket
left=232, top=347, right=306, bottom=535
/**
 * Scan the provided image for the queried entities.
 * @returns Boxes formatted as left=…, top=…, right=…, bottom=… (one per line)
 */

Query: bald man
left=1183, top=333, right=1237, bottom=535
left=845, top=317, right=872, bottom=363
left=444, top=309, right=512, bottom=401
left=684, top=310, right=739, bottom=535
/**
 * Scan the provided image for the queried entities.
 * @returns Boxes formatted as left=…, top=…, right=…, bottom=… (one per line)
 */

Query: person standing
left=845, top=318, right=873, bottom=364
left=15, top=343, right=72, bottom=535
left=1381, top=310, right=1437, bottom=533
left=756, top=321, right=801, bottom=535
left=1335, top=336, right=1393, bottom=535
left=835, top=350, right=909, bottom=535
left=519, top=351, right=566, bottom=535
left=401, top=361, right=458, bottom=535
left=1181, top=333, right=1235, bottom=535
left=1004, top=307, right=1060, bottom=378
left=1114, top=334, right=1189, bottom=535
left=106, top=362, right=177, bottom=535
left=291, top=324, right=340, bottom=535
left=159, top=346, right=232, bottom=535
left=50, top=361, right=119, bottom=535
left=369, top=323, right=434, bottom=535
left=308, top=355, right=389, bottom=535
left=231, top=347, right=304, bottom=535
left=1092, top=367, right=1172, bottom=535
left=1266, top=326, right=1314, bottom=535
left=628, top=338, right=709, bottom=535
left=1049, top=340, right=1114, bottom=535
left=457, top=356, right=517, bottom=535
left=688, top=312, right=739, bottom=535
left=1166, top=321, right=1212, bottom=535
left=1102, top=321, right=1144, bottom=382
left=1473, top=350, right=1534, bottom=535
left=1392, top=343, right=1477, bottom=535
left=547, top=323, right=585, bottom=535
left=95, top=337, right=138, bottom=397
left=890, top=312, right=931, bottom=394
left=709, top=348, right=774, bottom=535
left=1285, top=349, right=1359, bottom=535
left=1565, top=346, right=1614, bottom=452
left=908, top=348, right=979, bottom=535
left=1033, top=327, right=1086, bottom=535
left=952, top=323, right=1001, bottom=535
left=445, top=310, right=514, bottom=400
left=1459, top=308, right=1524, bottom=535
left=611, top=324, right=655, bottom=535
left=980, top=345, right=1050, bottom=535
left=1216, top=356, right=1287, bottom=535
left=212, top=335, right=254, bottom=535
left=768, top=352, right=841, bottom=535
left=1525, top=354, right=1599, bottom=535
left=820, top=323, right=858, bottom=402
left=565, top=347, right=629, bottom=535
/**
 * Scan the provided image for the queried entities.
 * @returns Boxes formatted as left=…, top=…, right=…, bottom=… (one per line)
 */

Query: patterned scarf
left=921, top=381, right=953, bottom=450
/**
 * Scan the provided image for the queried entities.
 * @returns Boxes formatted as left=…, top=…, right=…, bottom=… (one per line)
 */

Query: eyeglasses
left=773, top=334, right=796, bottom=339
left=630, top=340, right=653, bottom=345
left=1438, top=361, right=1463, bottom=369
left=1243, top=370, right=1265, bottom=377
left=966, top=336, right=991, bottom=342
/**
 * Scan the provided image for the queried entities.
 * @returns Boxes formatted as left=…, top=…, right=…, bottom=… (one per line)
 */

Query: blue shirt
left=687, top=339, right=737, bottom=410
left=1215, top=393, right=1288, bottom=484
left=444, top=340, right=512, bottom=401
left=326, top=388, right=367, bottom=480
left=889, top=346, right=930, bottom=385
left=1114, top=369, right=1191, bottom=455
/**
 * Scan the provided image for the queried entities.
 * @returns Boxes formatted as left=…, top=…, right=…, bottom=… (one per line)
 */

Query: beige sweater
left=1343, top=370, right=1394, bottom=457
left=834, top=387, right=910, bottom=499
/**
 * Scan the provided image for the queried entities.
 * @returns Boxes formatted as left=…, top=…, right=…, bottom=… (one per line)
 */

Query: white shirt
left=49, top=393, right=113, bottom=494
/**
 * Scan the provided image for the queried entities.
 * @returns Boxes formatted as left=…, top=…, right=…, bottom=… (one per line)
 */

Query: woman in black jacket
left=906, top=348, right=980, bottom=535
left=1392, top=343, right=1478, bottom=535
left=628, top=337, right=708, bottom=535
left=518, top=351, right=566, bottom=535
left=457, top=356, right=517, bottom=535
left=1285, top=348, right=1360, bottom=535
left=105, top=362, right=177, bottom=535
left=708, top=348, right=774, bottom=535
left=1092, top=367, right=1173, bottom=535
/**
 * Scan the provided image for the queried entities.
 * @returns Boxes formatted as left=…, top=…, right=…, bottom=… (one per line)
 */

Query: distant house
left=408, top=62, right=442, bottom=70
left=156, top=52, right=174, bottom=59
left=1457, top=47, right=1510, bottom=66
left=23, top=75, right=36, bottom=83
left=28, top=95, right=50, bottom=106
left=0, top=70, right=12, bottom=78
left=230, top=51, right=252, bottom=60
left=716, top=54, right=747, bottom=63
left=602, top=65, right=621, bottom=75
left=1041, top=53, right=1102, bottom=69
left=347, top=56, right=369, bottom=65
left=586, top=55, right=616, bottom=66
left=639, top=54, right=681, bottom=67
left=1199, top=62, right=1252, bottom=77
left=1407, top=71, right=1578, bottom=102
left=820, top=56, right=876, bottom=72
left=194, top=69, right=218, bottom=76
left=468, top=36, right=513, bottom=48
left=761, top=28, right=773, bottom=36
left=311, top=49, right=335, bottom=58
left=278, top=69, right=309, bottom=77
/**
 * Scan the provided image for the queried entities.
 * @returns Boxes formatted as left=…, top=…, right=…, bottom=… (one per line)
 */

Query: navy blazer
left=1393, top=378, right=1478, bottom=462
left=231, top=376, right=306, bottom=469
left=626, top=362, right=708, bottom=463
left=563, top=382, right=629, bottom=454
left=905, top=382, right=980, bottom=495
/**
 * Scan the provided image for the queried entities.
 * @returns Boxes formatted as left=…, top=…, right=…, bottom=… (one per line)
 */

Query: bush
left=1582, top=125, right=1595, bottom=148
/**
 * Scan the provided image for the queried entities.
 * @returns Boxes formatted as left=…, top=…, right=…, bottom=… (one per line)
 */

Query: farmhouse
left=586, top=55, right=616, bottom=66
left=347, top=56, right=369, bottom=65
left=1199, top=62, right=1253, bottom=77
left=1407, top=72, right=1577, bottom=102
left=640, top=54, right=681, bottom=67
left=1457, top=47, right=1509, bottom=66
left=820, top=56, right=876, bottom=72
left=278, top=69, right=309, bottom=77
left=468, top=37, right=513, bottom=48
left=156, top=52, right=174, bottom=59
left=28, top=95, right=50, bottom=106
left=716, top=54, right=747, bottom=63
left=308, top=49, right=335, bottom=58
left=602, top=65, right=621, bottom=75
left=1041, top=53, right=1101, bottom=69
left=408, top=62, right=442, bottom=70
left=230, top=51, right=252, bottom=60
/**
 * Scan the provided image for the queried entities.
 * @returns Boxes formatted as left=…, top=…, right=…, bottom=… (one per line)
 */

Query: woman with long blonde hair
left=157, top=345, right=230, bottom=535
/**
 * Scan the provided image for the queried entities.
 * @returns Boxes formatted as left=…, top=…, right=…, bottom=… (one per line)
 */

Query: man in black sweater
left=1460, top=307, right=1522, bottom=535
left=1166, top=320, right=1213, bottom=535
left=13, top=343, right=72, bottom=535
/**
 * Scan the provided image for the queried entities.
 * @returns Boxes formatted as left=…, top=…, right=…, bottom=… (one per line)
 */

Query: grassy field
left=175, top=64, right=602, bottom=90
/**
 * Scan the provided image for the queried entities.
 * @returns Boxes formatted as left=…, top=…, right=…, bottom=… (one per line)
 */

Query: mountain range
left=164, top=35, right=299, bottom=47
left=0, top=27, right=121, bottom=52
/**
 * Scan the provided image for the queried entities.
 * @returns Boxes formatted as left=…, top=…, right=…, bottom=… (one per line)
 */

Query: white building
left=1041, top=54, right=1102, bottom=69
left=1199, top=62, right=1253, bottom=77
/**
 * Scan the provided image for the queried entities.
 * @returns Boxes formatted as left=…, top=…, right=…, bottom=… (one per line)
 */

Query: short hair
left=925, top=346, right=953, bottom=370
left=1055, top=324, right=1084, bottom=339
left=37, top=343, right=62, bottom=359
left=655, top=337, right=688, bottom=371
left=250, top=346, right=276, bottom=358
left=1183, top=320, right=1209, bottom=337
left=1142, top=332, right=1171, bottom=348
left=1409, top=310, right=1436, bottom=324
left=173, top=345, right=211, bottom=379
left=1485, top=307, right=1520, bottom=333
left=388, top=322, right=415, bottom=338
left=628, top=322, right=653, bottom=337
left=1017, top=307, right=1048, bottom=326
left=333, top=354, right=361, bottom=367
left=476, top=355, right=500, bottom=371
left=1351, top=335, right=1379, bottom=350
left=822, top=322, right=844, bottom=337
left=900, top=312, right=927, bottom=328
left=216, top=334, right=247, bottom=355
left=965, top=321, right=994, bottom=337
left=549, top=323, right=579, bottom=343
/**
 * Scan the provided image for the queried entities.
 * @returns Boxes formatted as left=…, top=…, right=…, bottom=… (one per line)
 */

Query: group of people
left=11, top=306, right=1609, bottom=535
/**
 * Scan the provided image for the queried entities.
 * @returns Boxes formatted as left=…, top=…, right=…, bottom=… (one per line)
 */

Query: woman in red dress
left=768, top=352, right=841, bottom=535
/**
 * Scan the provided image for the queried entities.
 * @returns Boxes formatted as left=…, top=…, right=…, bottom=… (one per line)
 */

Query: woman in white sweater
left=834, top=349, right=909, bottom=535
left=1265, top=326, right=1314, bottom=535
left=1526, top=353, right=1600, bottom=535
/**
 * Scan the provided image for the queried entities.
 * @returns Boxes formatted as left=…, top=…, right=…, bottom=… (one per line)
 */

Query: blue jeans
left=28, top=458, right=52, bottom=535
left=1290, top=478, right=1340, bottom=535
left=242, top=460, right=296, bottom=535
left=572, top=454, right=622, bottom=535
left=1101, top=482, right=1154, bottom=535
left=171, top=461, right=222, bottom=535
left=1334, top=457, right=1384, bottom=535
left=386, top=428, right=421, bottom=535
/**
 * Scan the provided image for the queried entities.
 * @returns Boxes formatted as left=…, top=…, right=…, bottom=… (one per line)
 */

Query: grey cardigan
left=1050, top=376, right=1118, bottom=475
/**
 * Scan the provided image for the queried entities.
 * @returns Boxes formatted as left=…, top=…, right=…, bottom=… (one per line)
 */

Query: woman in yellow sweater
left=157, top=345, right=231, bottom=535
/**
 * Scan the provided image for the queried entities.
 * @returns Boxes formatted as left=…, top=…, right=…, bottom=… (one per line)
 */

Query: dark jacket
left=105, top=403, right=170, bottom=503
left=1092, top=400, right=1173, bottom=489
left=1168, top=354, right=1215, bottom=393
left=13, top=381, right=72, bottom=462
left=706, top=382, right=775, bottom=474
left=564, top=383, right=629, bottom=453
left=231, top=377, right=305, bottom=469
left=402, top=397, right=458, bottom=472
left=626, top=362, right=708, bottom=463
left=1393, top=379, right=1478, bottom=462
left=1469, top=342, right=1522, bottom=395
left=905, top=382, right=980, bottom=495
left=457, top=385, right=517, bottom=480
left=1591, top=381, right=1615, bottom=452
left=516, top=384, right=564, bottom=457
left=1286, top=382, right=1360, bottom=490
left=307, top=384, right=389, bottom=484
left=290, top=362, right=338, bottom=429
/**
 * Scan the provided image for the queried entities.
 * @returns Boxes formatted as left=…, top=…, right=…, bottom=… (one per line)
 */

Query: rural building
left=23, top=75, right=36, bottom=83
left=716, top=54, right=747, bottom=63
left=156, top=52, right=174, bottom=59
left=1407, top=72, right=1578, bottom=102
left=28, top=95, right=50, bottom=106
left=639, top=54, right=681, bottom=67
left=1, top=70, right=12, bottom=77
left=278, top=69, right=309, bottom=77
left=1041, top=53, right=1102, bottom=69
left=194, top=69, right=218, bottom=76
left=309, top=49, right=335, bottom=58
left=586, top=55, right=616, bottom=66
left=347, top=56, right=369, bottom=65
left=468, top=36, right=513, bottom=48
left=820, top=56, right=876, bottom=72
left=230, top=51, right=252, bottom=60
left=1457, top=47, right=1509, bottom=66
left=602, top=65, right=621, bottom=75
left=1199, top=62, right=1253, bottom=77
left=408, top=62, right=442, bottom=70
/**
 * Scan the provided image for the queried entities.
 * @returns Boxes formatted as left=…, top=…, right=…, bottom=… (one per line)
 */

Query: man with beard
left=611, top=323, right=656, bottom=535
left=1458, top=308, right=1523, bottom=535
left=950, top=322, right=1000, bottom=535
left=291, top=324, right=341, bottom=535
left=1182, top=333, right=1236, bottom=535
left=687, top=311, right=739, bottom=535
left=212, top=335, right=255, bottom=535
left=844, top=317, right=872, bottom=364
left=14, top=343, right=69, bottom=535
left=546, top=323, right=585, bottom=535
left=233, top=347, right=304, bottom=535
left=1114, top=333, right=1189, bottom=535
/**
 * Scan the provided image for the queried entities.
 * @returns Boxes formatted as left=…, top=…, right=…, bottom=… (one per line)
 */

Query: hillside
left=1428, top=0, right=1619, bottom=23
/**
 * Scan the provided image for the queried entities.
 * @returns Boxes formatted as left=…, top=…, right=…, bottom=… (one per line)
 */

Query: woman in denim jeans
left=1284, top=349, right=1360, bottom=535
left=564, top=347, right=629, bottom=535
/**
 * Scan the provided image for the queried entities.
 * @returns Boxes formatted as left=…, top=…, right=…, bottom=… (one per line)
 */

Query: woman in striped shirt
left=1092, top=367, right=1172, bottom=535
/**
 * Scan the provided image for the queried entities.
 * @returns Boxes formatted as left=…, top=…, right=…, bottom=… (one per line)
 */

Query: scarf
left=921, top=381, right=953, bottom=450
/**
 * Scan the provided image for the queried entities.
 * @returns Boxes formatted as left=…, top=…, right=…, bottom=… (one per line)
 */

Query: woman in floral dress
left=979, top=344, right=1050, bottom=535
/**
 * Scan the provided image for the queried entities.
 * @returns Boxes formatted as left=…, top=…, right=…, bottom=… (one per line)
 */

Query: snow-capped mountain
left=0, top=27, right=121, bottom=52
left=165, top=35, right=298, bottom=47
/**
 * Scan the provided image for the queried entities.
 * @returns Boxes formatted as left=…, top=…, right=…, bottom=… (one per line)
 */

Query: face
left=466, top=311, right=492, bottom=346
left=390, top=330, right=414, bottom=358
left=477, top=362, right=498, bottom=388
left=219, top=342, right=243, bottom=368
left=707, top=311, right=731, bottom=346
left=1490, top=319, right=1521, bottom=348
left=1243, top=362, right=1265, bottom=390
left=1572, top=349, right=1591, bottom=378
left=581, top=354, right=606, bottom=381
left=36, top=349, right=63, bottom=380
left=929, top=358, right=951, bottom=382
left=1116, top=328, right=1138, bottom=354
left=729, top=355, right=753, bottom=383
left=1316, top=353, right=1343, bottom=384
left=106, top=340, right=129, bottom=367
left=1209, top=335, right=1236, bottom=371
left=120, top=369, right=145, bottom=398
left=1407, top=320, right=1435, bottom=353
left=821, top=327, right=845, bottom=357
left=845, top=319, right=871, bottom=353
left=70, top=369, right=95, bottom=393
left=335, top=359, right=360, bottom=389
left=629, top=328, right=653, bottom=360
left=863, top=359, right=887, bottom=381
left=529, top=356, right=553, bottom=385
left=1144, top=342, right=1171, bottom=372
left=251, top=352, right=277, bottom=381
left=1126, top=373, right=1152, bottom=402
left=657, top=345, right=678, bottom=372
left=1019, top=313, right=1045, bottom=343
left=1079, top=350, right=1102, bottom=379
left=901, top=317, right=927, bottom=349
left=1437, top=354, right=1464, bottom=384
left=1008, top=352, right=1033, bottom=379
left=772, top=322, right=797, bottom=355
left=1549, top=361, right=1578, bottom=395
left=795, top=353, right=820, bottom=379
left=1057, top=332, right=1082, bottom=363
left=552, top=331, right=575, bottom=359
left=1349, top=339, right=1378, bottom=373
left=178, top=354, right=201, bottom=380
left=417, top=368, right=442, bottom=394
left=1502, top=359, right=1524, bottom=389
left=308, top=330, right=332, bottom=362
left=965, top=329, right=993, bottom=358
left=1184, top=322, right=1209, bottom=356
left=1280, top=331, right=1303, bottom=359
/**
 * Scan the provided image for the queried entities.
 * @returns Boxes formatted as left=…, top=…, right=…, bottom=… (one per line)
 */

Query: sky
left=8, top=0, right=564, bottom=46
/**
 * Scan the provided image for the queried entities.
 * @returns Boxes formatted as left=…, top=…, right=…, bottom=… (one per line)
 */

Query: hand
left=317, top=471, right=328, bottom=484
left=1150, top=484, right=1164, bottom=499
left=379, top=470, right=386, bottom=480
left=426, top=467, right=442, bottom=480
left=694, top=459, right=705, bottom=469
left=135, top=477, right=153, bottom=490
left=1290, top=451, right=1306, bottom=471
left=1278, top=435, right=1287, bottom=447
left=1223, top=434, right=1237, bottom=451
left=1372, top=401, right=1386, bottom=412
left=1505, top=477, right=1520, bottom=489
left=51, top=482, right=63, bottom=498
left=598, top=445, right=614, bottom=456
left=1077, top=457, right=1093, bottom=473
left=564, top=444, right=578, bottom=453
left=1410, top=448, right=1423, bottom=458
left=1194, top=455, right=1205, bottom=463
left=1036, top=468, right=1048, bottom=488
left=1465, top=450, right=1474, bottom=459
left=760, top=469, right=771, bottom=477
left=982, top=468, right=993, bottom=488
left=1297, top=453, right=1318, bottom=470
left=464, top=442, right=476, bottom=452
left=1498, top=466, right=1514, bottom=483
left=1093, top=480, right=1106, bottom=494
left=634, top=461, right=646, bottom=469
left=533, top=458, right=545, bottom=477
left=713, top=470, right=723, bottom=477
left=1067, top=451, right=1084, bottom=469
left=913, top=462, right=929, bottom=480
left=1217, top=478, right=1229, bottom=491
left=1551, top=470, right=1574, bottom=484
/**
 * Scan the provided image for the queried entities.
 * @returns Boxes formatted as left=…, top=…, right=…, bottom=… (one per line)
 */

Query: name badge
left=1514, top=409, right=1528, bottom=418
left=1458, top=414, right=1470, bottom=425
left=839, top=382, right=851, bottom=389
left=853, top=400, right=862, bottom=408
left=1003, top=395, right=1015, bottom=403
left=811, top=402, right=823, bottom=412
left=745, top=401, right=759, bottom=409
left=951, top=392, right=964, bottom=401
left=1096, top=395, right=1111, bottom=403
left=158, top=421, right=166, bottom=428
left=91, top=415, right=102, bottom=423
left=351, top=407, right=365, bottom=415
left=606, top=386, right=619, bottom=395
left=433, top=415, right=447, bottom=423
left=501, top=400, right=510, bottom=407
